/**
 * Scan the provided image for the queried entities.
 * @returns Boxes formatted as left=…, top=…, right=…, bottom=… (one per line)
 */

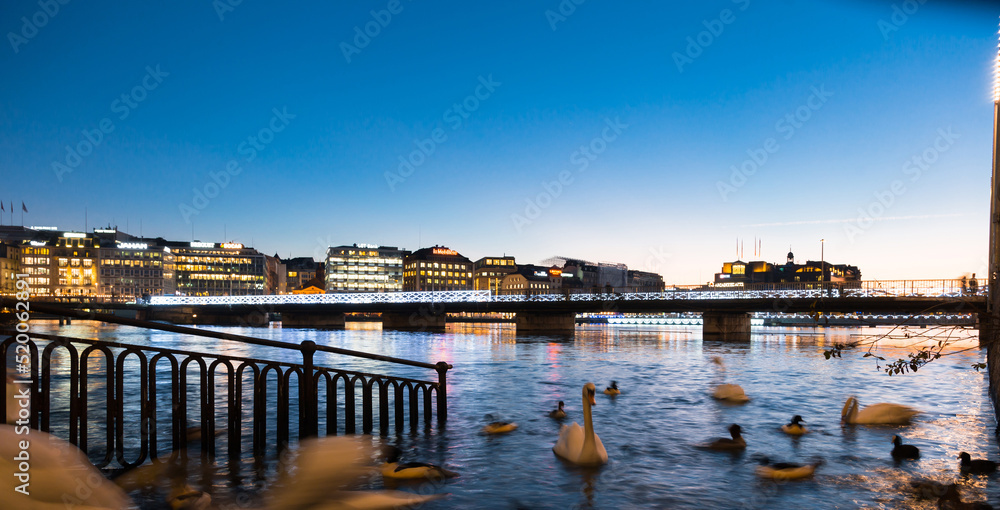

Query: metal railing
left=1, top=305, right=451, bottom=469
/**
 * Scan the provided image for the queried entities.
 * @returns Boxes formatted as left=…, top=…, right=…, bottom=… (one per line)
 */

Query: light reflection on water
left=28, top=321, right=999, bottom=509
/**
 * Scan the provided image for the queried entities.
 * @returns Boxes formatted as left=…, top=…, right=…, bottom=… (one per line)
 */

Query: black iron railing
left=1, top=306, right=451, bottom=470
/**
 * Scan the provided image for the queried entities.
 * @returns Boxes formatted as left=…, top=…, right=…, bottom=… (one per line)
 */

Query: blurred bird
left=781, top=415, right=807, bottom=435
left=937, top=483, right=994, bottom=510
left=755, top=457, right=822, bottom=480
left=841, top=396, right=918, bottom=425
left=959, top=452, right=999, bottom=474
left=891, top=435, right=920, bottom=460
left=380, top=446, right=458, bottom=481
left=709, top=358, right=749, bottom=403
left=603, top=381, right=620, bottom=396
left=549, top=401, right=566, bottom=419
left=705, top=424, right=746, bottom=451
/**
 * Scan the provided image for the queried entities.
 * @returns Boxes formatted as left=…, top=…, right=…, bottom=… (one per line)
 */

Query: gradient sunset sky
left=1, top=0, right=996, bottom=283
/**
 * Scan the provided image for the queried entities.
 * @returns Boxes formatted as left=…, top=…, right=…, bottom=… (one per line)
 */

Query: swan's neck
left=581, top=395, right=596, bottom=459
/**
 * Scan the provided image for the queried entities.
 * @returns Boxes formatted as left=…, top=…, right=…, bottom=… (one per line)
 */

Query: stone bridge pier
left=702, top=311, right=751, bottom=341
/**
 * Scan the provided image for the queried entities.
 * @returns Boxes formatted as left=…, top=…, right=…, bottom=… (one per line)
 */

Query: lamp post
left=820, top=239, right=825, bottom=284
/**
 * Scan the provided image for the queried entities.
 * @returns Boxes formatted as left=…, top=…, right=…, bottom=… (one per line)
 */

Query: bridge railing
left=1, top=303, right=451, bottom=469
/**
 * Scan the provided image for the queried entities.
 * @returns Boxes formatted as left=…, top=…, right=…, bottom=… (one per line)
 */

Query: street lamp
left=820, top=239, right=825, bottom=284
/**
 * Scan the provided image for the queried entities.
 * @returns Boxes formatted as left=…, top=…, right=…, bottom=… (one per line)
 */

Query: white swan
left=553, top=382, right=608, bottom=466
left=710, top=357, right=750, bottom=403
left=841, top=396, right=919, bottom=425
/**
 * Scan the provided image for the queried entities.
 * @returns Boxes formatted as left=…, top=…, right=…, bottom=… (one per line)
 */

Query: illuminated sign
left=163, top=247, right=171, bottom=253
left=94, top=229, right=116, bottom=234
left=533, top=271, right=548, bottom=277
left=30, top=226, right=58, bottom=231
left=710, top=282, right=744, bottom=288
left=221, top=243, right=244, bottom=249
left=549, top=268, right=563, bottom=276
left=29, top=241, right=46, bottom=246
left=357, top=243, right=379, bottom=249
left=190, top=242, right=215, bottom=248
left=561, top=273, right=574, bottom=278
left=117, top=242, right=148, bottom=250
left=64, top=232, right=86, bottom=238
left=432, top=248, right=458, bottom=256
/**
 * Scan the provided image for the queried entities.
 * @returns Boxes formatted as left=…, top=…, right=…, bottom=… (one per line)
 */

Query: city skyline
left=2, top=1, right=996, bottom=283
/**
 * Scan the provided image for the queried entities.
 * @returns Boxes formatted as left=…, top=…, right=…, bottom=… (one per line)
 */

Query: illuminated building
left=473, top=256, right=516, bottom=293
left=499, top=265, right=563, bottom=295
left=44, top=232, right=100, bottom=302
left=0, top=242, right=21, bottom=296
left=543, top=256, right=630, bottom=292
left=167, top=241, right=265, bottom=296
left=714, top=251, right=861, bottom=285
left=93, top=228, right=168, bottom=302
left=403, top=246, right=472, bottom=291
left=325, top=244, right=409, bottom=293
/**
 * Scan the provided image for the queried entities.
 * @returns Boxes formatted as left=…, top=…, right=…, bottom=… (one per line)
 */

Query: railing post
left=435, top=361, right=451, bottom=425
left=300, top=340, right=317, bottom=439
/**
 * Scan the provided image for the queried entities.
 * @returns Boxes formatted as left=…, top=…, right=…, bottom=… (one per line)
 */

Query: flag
left=1, top=202, right=4, bottom=212
left=21, top=202, right=27, bottom=213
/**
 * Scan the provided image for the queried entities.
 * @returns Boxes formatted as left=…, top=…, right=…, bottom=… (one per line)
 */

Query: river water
left=29, top=321, right=998, bottom=509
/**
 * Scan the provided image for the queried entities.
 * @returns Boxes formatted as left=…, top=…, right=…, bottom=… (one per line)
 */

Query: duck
left=890, top=435, right=920, bottom=460
left=841, top=396, right=919, bottom=425
left=380, top=446, right=459, bottom=481
left=549, top=400, right=567, bottom=419
left=705, top=424, right=746, bottom=451
left=780, top=415, right=807, bottom=435
left=167, top=485, right=212, bottom=510
left=553, top=382, right=608, bottom=466
left=483, top=421, right=518, bottom=434
left=959, top=452, right=999, bottom=474
left=755, top=457, right=821, bottom=480
left=603, top=381, right=620, bottom=396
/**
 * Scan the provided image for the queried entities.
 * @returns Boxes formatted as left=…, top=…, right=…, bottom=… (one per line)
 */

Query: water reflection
left=23, top=321, right=1000, bottom=509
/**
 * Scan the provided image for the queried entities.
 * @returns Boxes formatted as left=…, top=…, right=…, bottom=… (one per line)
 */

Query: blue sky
left=1, top=0, right=996, bottom=283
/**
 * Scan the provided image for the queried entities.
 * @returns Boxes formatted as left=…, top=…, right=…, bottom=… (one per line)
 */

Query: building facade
left=169, top=241, right=266, bottom=296
left=627, top=270, right=665, bottom=292
left=0, top=242, right=21, bottom=297
left=325, top=244, right=409, bottom=293
left=714, top=251, right=861, bottom=285
left=283, top=257, right=320, bottom=293
left=499, top=265, right=563, bottom=295
left=403, top=246, right=473, bottom=291
left=473, top=256, right=516, bottom=293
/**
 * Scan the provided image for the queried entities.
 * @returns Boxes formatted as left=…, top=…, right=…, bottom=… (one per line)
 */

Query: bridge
left=127, top=279, right=986, bottom=339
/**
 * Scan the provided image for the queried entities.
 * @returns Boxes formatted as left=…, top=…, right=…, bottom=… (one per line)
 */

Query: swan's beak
left=587, top=389, right=596, bottom=406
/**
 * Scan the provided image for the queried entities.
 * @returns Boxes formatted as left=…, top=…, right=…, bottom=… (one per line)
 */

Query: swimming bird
left=959, top=452, right=999, bottom=474
left=709, top=357, right=750, bottom=403
left=483, top=420, right=518, bottom=434
left=167, top=485, right=212, bottom=510
left=755, top=457, right=821, bottom=480
left=891, top=435, right=920, bottom=460
left=553, top=382, right=608, bottom=466
left=603, top=381, right=620, bottom=395
left=549, top=400, right=567, bottom=419
left=380, top=446, right=459, bottom=481
left=841, top=396, right=919, bottom=425
left=781, top=415, right=807, bottom=435
left=705, top=424, right=746, bottom=451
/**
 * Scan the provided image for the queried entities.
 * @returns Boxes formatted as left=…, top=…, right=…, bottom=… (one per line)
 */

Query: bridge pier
left=702, top=312, right=751, bottom=341
left=281, top=312, right=346, bottom=329
left=147, top=307, right=264, bottom=326
left=515, top=312, right=576, bottom=333
left=381, top=312, right=447, bottom=331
